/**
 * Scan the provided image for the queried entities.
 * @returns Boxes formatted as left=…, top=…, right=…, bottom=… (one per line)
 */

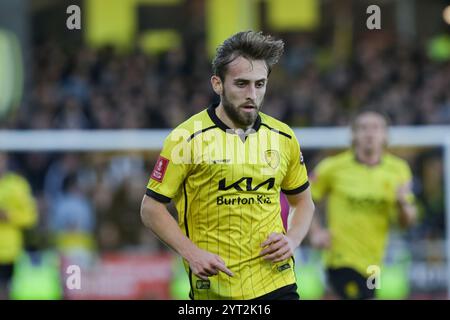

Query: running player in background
left=0, top=153, right=38, bottom=299
left=308, top=110, right=417, bottom=299
left=140, top=31, right=315, bottom=300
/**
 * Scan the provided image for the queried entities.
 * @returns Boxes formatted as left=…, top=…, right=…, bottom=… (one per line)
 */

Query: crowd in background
left=2, top=33, right=447, bottom=256
left=6, top=34, right=450, bottom=131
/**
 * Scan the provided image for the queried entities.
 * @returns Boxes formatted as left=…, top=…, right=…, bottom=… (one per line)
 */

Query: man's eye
left=256, top=82, right=265, bottom=88
left=236, top=82, right=246, bottom=87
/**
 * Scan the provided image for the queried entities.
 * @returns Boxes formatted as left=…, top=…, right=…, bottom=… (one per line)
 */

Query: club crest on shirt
left=264, top=150, right=280, bottom=169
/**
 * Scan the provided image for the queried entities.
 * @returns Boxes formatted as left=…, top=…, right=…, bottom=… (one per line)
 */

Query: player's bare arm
left=260, top=187, right=315, bottom=262
left=140, top=195, right=233, bottom=280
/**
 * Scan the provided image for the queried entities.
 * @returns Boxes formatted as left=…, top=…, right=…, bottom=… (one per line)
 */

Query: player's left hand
left=259, top=232, right=295, bottom=263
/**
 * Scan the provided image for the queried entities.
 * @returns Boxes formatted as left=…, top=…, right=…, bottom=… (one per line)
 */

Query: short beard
left=222, top=89, right=261, bottom=128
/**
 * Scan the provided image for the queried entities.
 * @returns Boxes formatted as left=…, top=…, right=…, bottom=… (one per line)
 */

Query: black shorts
left=327, top=267, right=375, bottom=300
left=0, top=264, right=14, bottom=284
left=253, top=284, right=299, bottom=300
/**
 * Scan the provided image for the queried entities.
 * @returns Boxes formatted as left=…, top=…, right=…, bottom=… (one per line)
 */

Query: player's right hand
left=187, top=247, right=234, bottom=280
left=309, top=228, right=331, bottom=249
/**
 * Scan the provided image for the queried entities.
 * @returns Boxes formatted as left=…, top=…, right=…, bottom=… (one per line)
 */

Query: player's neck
left=355, top=148, right=382, bottom=166
left=215, top=103, right=254, bottom=132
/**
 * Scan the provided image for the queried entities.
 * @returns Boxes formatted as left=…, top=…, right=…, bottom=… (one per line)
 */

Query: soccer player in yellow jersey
left=140, top=31, right=315, bottom=300
left=0, top=153, right=38, bottom=299
left=309, top=110, right=417, bottom=299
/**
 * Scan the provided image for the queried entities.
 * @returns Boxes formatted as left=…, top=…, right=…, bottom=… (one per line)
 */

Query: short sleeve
left=146, top=130, right=192, bottom=203
left=281, top=134, right=309, bottom=194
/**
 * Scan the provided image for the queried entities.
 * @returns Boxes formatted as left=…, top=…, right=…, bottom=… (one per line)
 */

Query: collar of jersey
left=353, top=152, right=384, bottom=167
left=207, top=102, right=262, bottom=134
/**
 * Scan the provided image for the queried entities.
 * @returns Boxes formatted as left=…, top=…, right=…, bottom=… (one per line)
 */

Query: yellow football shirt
left=311, top=151, right=414, bottom=276
left=146, top=103, right=309, bottom=300
left=0, top=173, right=38, bottom=263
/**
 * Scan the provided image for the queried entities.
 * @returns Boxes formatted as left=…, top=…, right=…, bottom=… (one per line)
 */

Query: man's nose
left=246, top=85, right=257, bottom=101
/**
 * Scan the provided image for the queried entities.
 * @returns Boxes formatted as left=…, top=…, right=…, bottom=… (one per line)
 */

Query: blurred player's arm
left=306, top=162, right=332, bottom=249
left=308, top=207, right=331, bottom=249
left=396, top=181, right=417, bottom=228
left=0, top=177, right=38, bottom=228
left=140, top=195, right=233, bottom=280
left=260, top=187, right=315, bottom=262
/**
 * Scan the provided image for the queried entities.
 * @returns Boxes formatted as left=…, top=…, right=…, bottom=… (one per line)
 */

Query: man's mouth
left=241, top=104, right=257, bottom=112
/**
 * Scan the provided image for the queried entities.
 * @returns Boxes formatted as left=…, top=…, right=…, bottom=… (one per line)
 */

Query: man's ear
left=211, top=75, right=223, bottom=95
